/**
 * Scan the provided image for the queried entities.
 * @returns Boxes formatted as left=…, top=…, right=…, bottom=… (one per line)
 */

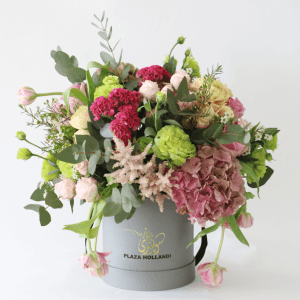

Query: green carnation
left=183, top=56, right=201, bottom=78
left=57, top=160, right=75, bottom=178
left=41, top=153, right=60, bottom=182
left=136, top=136, right=154, bottom=154
left=265, top=134, right=278, bottom=151
left=246, top=147, right=267, bottom=184
left=94, top=75, right=123, bottom=99
left=17, top=148, right=32, bottom=160
left=154, top=125, right=196, bottom=166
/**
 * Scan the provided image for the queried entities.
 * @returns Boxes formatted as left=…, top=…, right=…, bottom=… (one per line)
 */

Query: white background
left=0, top=0, right=300, bottom=299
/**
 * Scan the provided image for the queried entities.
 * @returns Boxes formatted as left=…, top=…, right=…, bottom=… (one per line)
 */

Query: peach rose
left=55, top=178, right=76, bottom=200
left=139, top=80, right=159, bottom=101
left=170, top=69, right=191, bottom=90
left=75, top=177, right=99, bottom=202
left=76, top=160, right=89, bottom=176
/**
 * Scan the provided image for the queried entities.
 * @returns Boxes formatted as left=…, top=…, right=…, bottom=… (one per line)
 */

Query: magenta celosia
left=109, top=118, right=132, bottom=146
left=136, top=65, right=171, bottom=87
left=170, top=145, right=246, bottom=226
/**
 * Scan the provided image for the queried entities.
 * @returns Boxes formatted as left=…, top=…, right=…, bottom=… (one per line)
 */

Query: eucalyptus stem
left=100, top=23, right=116, bottom=60
left=36, top=92, right=63, bottom=97
left=213, top=219, right=226, bottom=266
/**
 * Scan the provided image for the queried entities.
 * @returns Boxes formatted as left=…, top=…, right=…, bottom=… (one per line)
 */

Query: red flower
left=109, top=118, right=132, bottom=146
left=136, top=65, right=171, bottom=87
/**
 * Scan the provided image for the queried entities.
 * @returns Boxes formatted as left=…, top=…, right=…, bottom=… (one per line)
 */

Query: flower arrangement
left=16, top=12, right=279, bottom=287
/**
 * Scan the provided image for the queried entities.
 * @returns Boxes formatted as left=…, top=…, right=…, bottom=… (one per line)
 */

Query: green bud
left=155, top=91, right=166, bottom=104
left=177, top=36, right=185, bottom=45
left=266, top=153, right=273, bottom=161
left=185, top=48, right=191, bottom=57
left=17, top=148, right=32, bottom=160
left=16, top=131, right=26, bottom=140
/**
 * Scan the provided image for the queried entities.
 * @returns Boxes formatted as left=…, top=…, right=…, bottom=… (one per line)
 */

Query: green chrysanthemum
left=246, top=147, right=267, bottom=184
left=57, top=160, right=75, bottom=179
left=265, top=134, right=278, bottom=151
left=154, top=125, right=196, bottom=166
left=41, top=153, right=60, bottom=182
left=183, top=56, right=201, bottom=78
left=94, top=75, right=123, bottom=99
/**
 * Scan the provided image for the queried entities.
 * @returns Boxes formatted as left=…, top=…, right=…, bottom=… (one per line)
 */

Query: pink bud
left=237, top=212, right=254, bottom=228
left=196, top=262, right=227, bottom=286
left=79, top=251, right=111, bottom=278
left=17, top=86, right=37, bottom=106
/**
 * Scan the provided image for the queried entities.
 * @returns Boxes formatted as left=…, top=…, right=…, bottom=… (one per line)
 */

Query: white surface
left=1, top=0, right=300, bottom=299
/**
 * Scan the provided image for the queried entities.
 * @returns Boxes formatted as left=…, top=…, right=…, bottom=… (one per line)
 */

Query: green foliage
left=248, top=166, right=274, bottom=189
left=163, top=56, right=176, bottom=75
left=24, top=204, right=51, bottom=226
left=240, top=161, right=260, bottom=196
left=167, top=89, right=178, bottom=115
left=30, top=187, right=46, bottom=201
left=136, top=136, right=154, bottom=154
left=51, top=48, right=86, bottom=83
left=63, top=88, right=89, bottom=116
left=57, top=160, right=75, bottom=178
left=115, top=208, right=130, bottom=224
left=55, top=144, right=85, bottom=164
left=76, top=135, right=100, bottom=159
left=235, top=204, right=246, bottom=221
left=124, top=80, right=139, bottom=91
left=177, top=77, right=189, bottom=100
left=225, top=215, right=249, bottom=246
left=163, top=119, right=183, bottom=128
left=216, top=124, right=246, bottom=145
left=144, top=127, right=156, bottom=137
left=187, top=219, right=223, bottom=248
left=121, top=64, right=130, bottom=80
left=41, top=153, right=60, bottom=182
left=245, top=192, right=255, bottom=200
left=45, top=191, right=63, bottom=209
left=70, top=199, right=74, bottom=213
left=183, top=55, right=201, bottom=78
left=86, top=70, right=95, bottom=102
left=103, top=201, right=121, bottom=216
left=265, top=134, right=278, bottom=151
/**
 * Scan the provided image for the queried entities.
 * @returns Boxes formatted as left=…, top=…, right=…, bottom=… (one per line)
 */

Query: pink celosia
left=136, top=65, right=171, bottom=87
left=109, top=118, right=132, bottom=146
left=170, top=145, right=246, bottom=226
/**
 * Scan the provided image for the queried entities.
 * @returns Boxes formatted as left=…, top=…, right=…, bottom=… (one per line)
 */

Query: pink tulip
left=79, top=251, right=111, bottom=278
left=196, top=262, right=227, bottom=286
left=237, top=212, right=254, bottom=228
left=17, top=86, right=37, bottom=106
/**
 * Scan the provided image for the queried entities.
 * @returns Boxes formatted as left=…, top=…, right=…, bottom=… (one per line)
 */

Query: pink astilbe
left=106, top=136, right=174, bottom=211
left=170, top=145, right=246, bottom=226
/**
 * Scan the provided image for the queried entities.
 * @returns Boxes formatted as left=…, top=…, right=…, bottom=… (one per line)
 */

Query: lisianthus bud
left=17, top=148, right=32, bottom=160
left=79, top=251, right=111, bottom=278
left=17, top=87, right=37, bottom=106
left=16, top=131, right=26, bottom=140
left=237, top=212, right=254, bottom=228
left=155, top=91, right=166, bottom=104
left=185, top=48, right=191, bottom=57
left=177, top=36, right=185, bottom=45
left=196, top=262, right=227, bottom=286
left=266, top=153, right=272, bottom=161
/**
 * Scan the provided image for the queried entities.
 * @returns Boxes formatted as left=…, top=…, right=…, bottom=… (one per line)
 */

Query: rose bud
left=237, top=212, right=254, bottom=228
left=196, top=262, right=227, bottom=286
left=79, top=251, right=111, bottom=278
left=177, top=36, right=185, bottom=44
left=17, top=87, right=37, bottom=106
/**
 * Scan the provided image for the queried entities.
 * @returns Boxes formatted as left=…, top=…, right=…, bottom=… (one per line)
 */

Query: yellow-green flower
left=16, top=131, right=26, bottom=140
left=246, top=148, right=267, bottom=184
left=41, top=153, right=60, bottom=182
left=183, top=56, right=201, bottom=78
left=94, top=76, right=123, bottom=99
left=265, top=134, right=278, bottom=151
left=17, top=148, right=32, bottom=160
left=57, top=160, right=75, bottom=179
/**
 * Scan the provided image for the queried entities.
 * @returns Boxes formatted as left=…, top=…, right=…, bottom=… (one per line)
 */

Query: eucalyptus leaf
left=100, top=11, right=105, bottom=22
left=39, top=206, right=51, bottom=226
left=177, top=76, right=189, bottom=100
left=145, top=127, right=156, bottom=137
left=67, top=67, right=86, bottom=84
left=118, top=49, right=123, bottom=66
left=167, top=89, right=178, bottom=115
left=55, top=144, right=85, bottom=164
left=100, top=51, right=117, bottom=68
left=88, top=150, right=102, bottom=175
left=100, top=42, right=112, bottom=52
left=103, top=202, right=121, bottom=217
left=114, top=208, right=129, bottom=224
left=98, top=31, right=108, bottom=41
left=126, top=207, right=136, bottom=220
left=24, top=204, right=42, bottom=213
left=124, top=80, right=138, bottom=91
left=107, top=26, right=112, bottom=40
left=111, top=188, right=122, bottom=204
left=122, top=196, right=132, bottom=213
left=45, top=191, right=63, bottom=209
left=30, top=187, right=46, bottom=201
left=163, top=119, right=183, bottom=128
left=113, top=39, right=121, bottom=50
left=121, top=63, right=131, bottom=80
left=86, top=70, right=95, bottom=102
left=70, top=56, right=78, bottom=68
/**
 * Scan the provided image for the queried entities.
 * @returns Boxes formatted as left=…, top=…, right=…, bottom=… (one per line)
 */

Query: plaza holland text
left=124, top=254, right=171, bottom=259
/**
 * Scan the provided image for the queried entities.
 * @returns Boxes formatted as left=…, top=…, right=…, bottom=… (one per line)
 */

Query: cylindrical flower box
left=102, top=198, right=195, bottom=291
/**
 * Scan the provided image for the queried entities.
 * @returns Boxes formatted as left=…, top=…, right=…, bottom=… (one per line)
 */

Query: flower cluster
left=136, top=65, right=171, bottom=86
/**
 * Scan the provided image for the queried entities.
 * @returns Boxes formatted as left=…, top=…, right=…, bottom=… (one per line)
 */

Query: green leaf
left=100, top=42, right=112, bottom=52
left=167, top=89, right=178, bottom=115
left=145, top=127, right=156, bottom=137
left=144, top=101, right=152, bottom=112
left=70, top=55, right=78, bottom=68
left=203, top=123, right=223, bottom=139
left=186, top=219, right=222, bottom=248
left=113, top=39, right=121, bottom=51
left=100, top=11, right=105, bottom=22
left=24, top=204, right=42, bottom=213
left=76, top=135, right=100, bottom=157
left=265, top=128, right=280, bottom=136
left=121, top=183, right=134, bottom=201
left=216, top=133, right=240, bottom=144
left=114, top=208, right=129, bottom=224
left=98, top=31, right=108, bottom=41
left=244, top=132, right=251, bottom=144
left=104, top=139, right=112, bottom=163
left=47, top=169, right=59, bottom=176
left=227, top=124, right=245, bottom=135
left=87, top=61, right=105, bottom=70
left=55, top=144, right=85, bottom=164
left=179, top=93, right=196, bottom=102
left=55, top=63, right=74, bottom=77
left=240, top=161, right=260, bottom=195
left=63, top=88, right=89, bottom=116
left=163, top=56, right=176, bottom=75
left=111, top=188, right=122, bottom=204
left=118, top=49, right=123, bottom=66
left=70, top=199, right=74, bottom=213
left=122, top=196, right=132, bottom=213
left=126, top=207, right=136, bottom=220
left=177, top=76, right=189, bottom=100
left=67, top=67, right=86, bottom=84
left=225, top=215, right=249, bottom=246
left=45, top=191, right=63, bottom=209
left=103, top=201, right=121, bottom=216
left=100, top=51, right=117, bottom=68
left=156, top=109, right=168, bottom=118
left=124, top=80, right=138, bottom=91
left=53, top=51, right=70, bottom=64
left=86, top=70, right=95, bottom=102
left=92, top=70, right=100, bottom=87
left=235, top=204, right=246, bottom=220
left=107, top=26, right=112, bottom=40
left=245, top=192, right=255, bottom=200
left=88, top=150, right=102, bottom=175
left=163, top=119, right=183, bottom=128
left=30, top=187, right=46, bottom=201
left=247, top=166, right=274, bottom=188
left=39, top=206, right=51, bottom=226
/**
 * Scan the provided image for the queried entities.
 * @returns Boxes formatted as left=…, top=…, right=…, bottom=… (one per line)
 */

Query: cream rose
left=55, top=178, right=76, bottom=200
left=139, top=80, right=159, bottom=101
left=170, top=69, right=191, bottom=90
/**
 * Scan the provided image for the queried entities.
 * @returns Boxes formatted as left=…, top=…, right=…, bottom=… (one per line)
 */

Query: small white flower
left=260, top=126, right=265, bottom=133
left=224, top=111, right=231, bottom=118
left=186, top=68, right=193, bottom=75
left=43, top=190, right=47, bottom=198
left=220, top=116, right=227, bottom=124
left=264, top=134, right=273, bottom=141
left=244, top=145, right=251, bottom=155
left=38, top=180, right=45, bottom=189
left=255, top=131, right=262, bottom=141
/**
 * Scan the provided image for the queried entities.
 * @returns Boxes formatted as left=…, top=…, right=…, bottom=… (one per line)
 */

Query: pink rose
left=79, top=251, right=111, bottom=278
left=228, top=97, right=245, bottom=118
left=139, top=80, right=160, bottom=101
left=55, top=178, right=76, bottom=200
left=17, top=86, right=37, bottom=106
left=219, top=142, right=248, bottom=158
left=237, top=212, right=254, bottom=228
left=75, top=177, right=99, bottom=202
left=196, top=262, right=227, bottom=286
left=76, top=160, right=89, bottom=176
left=170, top=69, right=191, bottom=90
left=161, top=84, right=174, bottom=96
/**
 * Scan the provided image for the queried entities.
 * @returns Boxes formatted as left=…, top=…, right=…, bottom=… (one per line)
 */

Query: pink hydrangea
left=228, top=97, right=245, bottom=119
left=170, top=145, right=246, bottom=226
left=136, top=65, right=171, bottom=87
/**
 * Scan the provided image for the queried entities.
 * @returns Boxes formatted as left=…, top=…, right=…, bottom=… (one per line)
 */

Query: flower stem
left=32, top=154, right=48, bottom=161
left=213, top=219, right=226, bottom=266
left=169, top=42, right=178, bottom=57
left=36, top=92, right=63, bottom=97
left=25, top=139, right=45, bottom=151
left=87, top=203, right=96, bottom=253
